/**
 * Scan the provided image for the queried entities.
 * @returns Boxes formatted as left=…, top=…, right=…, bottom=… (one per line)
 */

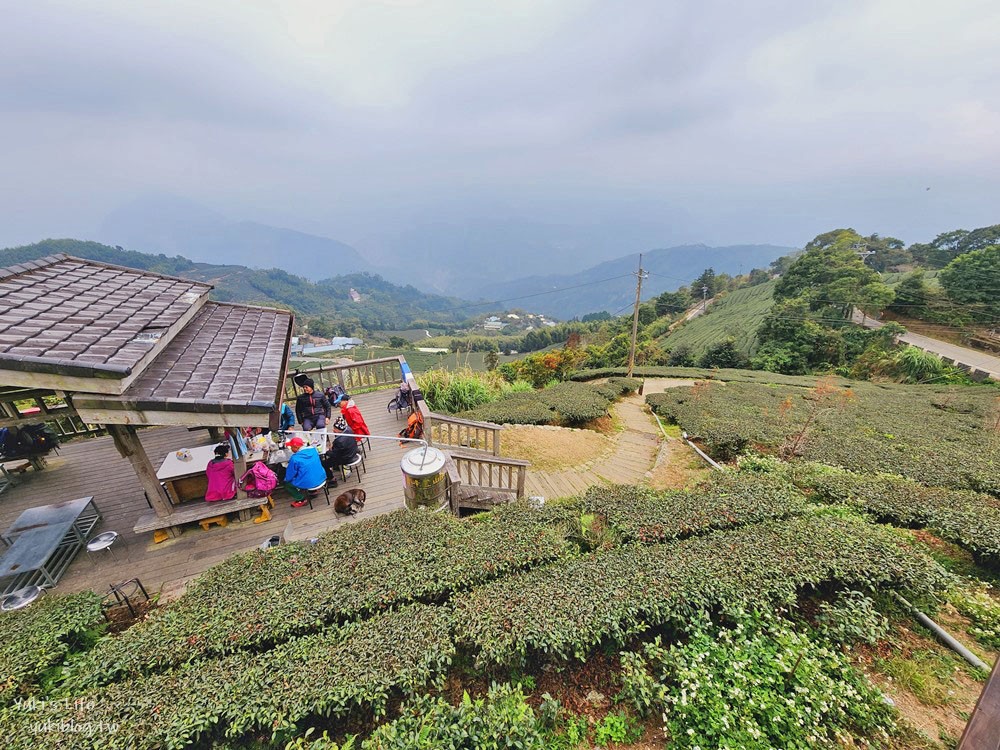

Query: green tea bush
left=620, top=613, right=897, bottom=748
left=0, top=591, right=103, bottom=705
left=581, top=471, right=807, bottom=544
left=453, top=514, right=947, bottom=664
left=790, top=462, right=1000, bottom=563
left=63, top=507, right=569, bottom=691
left=5, top=605, right=454, bottom=750
left=816, top=590, right=890, bottom=646
left=648, top=379, right=1000, bottom=494
left=364, top=683, right=546, bottom=750
left=461, top=380, right=636, bottom=426
left=947, top=584, right=1000, bottom=649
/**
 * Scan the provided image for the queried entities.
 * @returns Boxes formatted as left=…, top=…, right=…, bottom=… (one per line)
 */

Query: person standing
left=295, top=378, right=330, bottom=431
left=283, top=436, right=327, bottom=508
left=205, top=444, right=237, bottom=502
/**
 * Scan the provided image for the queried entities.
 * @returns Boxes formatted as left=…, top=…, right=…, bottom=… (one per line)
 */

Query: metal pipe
left=681, top=430, right=724, bottom=471
left=892, top=591, right=990, bottom=672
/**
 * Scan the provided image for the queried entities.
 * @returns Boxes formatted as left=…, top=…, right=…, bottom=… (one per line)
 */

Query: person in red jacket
left=333, top=393, right=370, bottom=444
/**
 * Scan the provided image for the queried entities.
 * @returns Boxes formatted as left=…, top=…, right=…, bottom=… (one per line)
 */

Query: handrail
left=426, top=412, right=503, bottom=456
left=450, top=452, right=527, bottom=498
left=285, top=356, right=405, bottom=400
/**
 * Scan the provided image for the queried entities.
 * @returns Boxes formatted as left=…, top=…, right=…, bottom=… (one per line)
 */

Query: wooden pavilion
left=0, top=254, right=293, bottom=539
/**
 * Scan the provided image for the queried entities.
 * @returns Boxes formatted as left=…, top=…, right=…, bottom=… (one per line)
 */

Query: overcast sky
left=1, top=0, right=998, bottom=259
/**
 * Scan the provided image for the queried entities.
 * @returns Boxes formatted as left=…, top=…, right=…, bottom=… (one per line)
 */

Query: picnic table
left=0, top=496, right=101, bottom=595
left=156, top=445, right=264, bottom=504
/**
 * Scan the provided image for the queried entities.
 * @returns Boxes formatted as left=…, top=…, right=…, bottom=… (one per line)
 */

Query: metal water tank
left=401, top=446, right=448, bottom=511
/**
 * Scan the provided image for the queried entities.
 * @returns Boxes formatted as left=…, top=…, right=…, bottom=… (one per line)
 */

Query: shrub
left=647, top=379, right=1000, bottom=495
left=946, top=584, right=1000, bottom=650
left=364, top=683, right=546, bottom=749
left=0, top=591, right=103, bottom=705
left=418, top=368, right=509, bottom=413
left=620, top=613, right=897, bottom=747
left=62, top=507, right=569, bottom=691
left=6, top=605, right=454, bottom=750
left=816, top=590, right=890, bottom=646
left=581, top=471, right=807, bottom=545
left=789, top=462, right=1000, bottom=563
left=453, top=514, right=947, bottom=664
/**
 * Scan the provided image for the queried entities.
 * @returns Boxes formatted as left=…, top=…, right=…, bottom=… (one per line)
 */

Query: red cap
left=285, top=436, right=305, bottom=449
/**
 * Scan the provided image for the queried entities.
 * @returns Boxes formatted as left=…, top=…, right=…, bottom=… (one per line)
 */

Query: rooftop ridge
left=0, top=253, right=70, bottom=280
left=0, top=252, right=215, bottom=292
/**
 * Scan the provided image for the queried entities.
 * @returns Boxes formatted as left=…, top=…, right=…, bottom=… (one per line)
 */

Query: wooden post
left=234, top=450, right=248, bottom=500
left=208, top=426, right=223, bottom=442
left=108, top=424, right=179, bottom=536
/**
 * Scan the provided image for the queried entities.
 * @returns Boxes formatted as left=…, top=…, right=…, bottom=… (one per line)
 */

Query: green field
left=345, top=347, right=521, bottom=374
left=659, top=280, right=777, bottom=359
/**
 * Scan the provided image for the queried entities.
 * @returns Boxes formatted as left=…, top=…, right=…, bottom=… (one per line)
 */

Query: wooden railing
left=427, top=414, right=502, bottom=456
left=450, top=451, right=528, bottom=497
left=285, top=356, right=404, bottom=401
left=0, top=387, right=104, bottom=439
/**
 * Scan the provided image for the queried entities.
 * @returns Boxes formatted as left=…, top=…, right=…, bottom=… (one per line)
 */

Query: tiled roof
left=0, top=254, right=210, bottom=376
left=75, top=302, right=293, bottom=413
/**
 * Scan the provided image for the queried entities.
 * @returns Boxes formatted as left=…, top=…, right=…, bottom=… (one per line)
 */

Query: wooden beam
left=108, top=424, right=179, bottom=537
left=75, top=407, right=273, bottom=428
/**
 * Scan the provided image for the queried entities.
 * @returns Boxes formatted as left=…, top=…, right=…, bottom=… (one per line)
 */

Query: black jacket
left=295, top=390, right=330, bottom=425
left=325, top=428, right=359, bottom=468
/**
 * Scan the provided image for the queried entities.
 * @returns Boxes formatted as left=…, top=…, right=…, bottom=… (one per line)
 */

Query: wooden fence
left=285, top=357, right=404, bottom=401
left=426, top=414, right=502, bottom=456
left=444, top=451, right=529, bottom=515
left=0, top=387, right=104, bottom=440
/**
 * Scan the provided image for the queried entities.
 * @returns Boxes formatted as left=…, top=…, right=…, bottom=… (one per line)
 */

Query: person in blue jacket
left=282, top=436, right=327, bottom=508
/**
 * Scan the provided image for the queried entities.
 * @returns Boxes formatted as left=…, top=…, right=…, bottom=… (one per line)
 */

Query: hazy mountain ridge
left=98, top=195, right=377, bottom=281
left=0, top=239, right=471, bottom=330
left=478, top=244, right=794, bottom=319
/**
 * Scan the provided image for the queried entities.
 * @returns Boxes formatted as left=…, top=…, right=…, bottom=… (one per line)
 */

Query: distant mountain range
left=477, top=244, right=793, bottom=319
left=98, top=195, right=376, bottom=282
left=0, top=239, right=470, bottom=331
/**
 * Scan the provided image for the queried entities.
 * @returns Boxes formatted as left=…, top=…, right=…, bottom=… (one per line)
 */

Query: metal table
left=0, top=496, right=101, bottom=594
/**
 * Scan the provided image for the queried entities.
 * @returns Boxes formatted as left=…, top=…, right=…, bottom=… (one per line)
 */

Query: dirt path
left=523, top=378, right=704, bottom=500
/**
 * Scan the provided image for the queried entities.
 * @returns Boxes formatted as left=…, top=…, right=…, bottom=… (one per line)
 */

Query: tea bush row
left=0, top=591, right=103, bottom=705
left=581, top=471, right=807, bottom=544
left=459, top=378, right=639, bottom=426
left=647, top=379, right=999, bottom=493
left=570, top=366, right=841, bottom=388
left=62, top=507, right=567, bottom=691
left=5, top=605, right=454, bottom=750
left=453, top=514, right=947, bottom=664
left=66, top=471, right=805, bottom=691
left=789, top=462, right=1000, bottom=563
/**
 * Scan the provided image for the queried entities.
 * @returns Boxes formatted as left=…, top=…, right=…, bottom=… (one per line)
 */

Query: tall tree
left=939, top=245, right=1000, bottom=322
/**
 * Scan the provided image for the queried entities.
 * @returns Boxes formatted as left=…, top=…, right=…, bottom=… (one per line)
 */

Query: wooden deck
left=0, top=389, right=409, bottom=598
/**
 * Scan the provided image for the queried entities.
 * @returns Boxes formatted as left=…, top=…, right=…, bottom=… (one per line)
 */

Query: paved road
left=853, top=311, right=1000, bottom=381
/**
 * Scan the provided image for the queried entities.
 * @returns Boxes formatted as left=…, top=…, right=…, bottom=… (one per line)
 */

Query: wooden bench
left=134, top=496, right=271, bottom=536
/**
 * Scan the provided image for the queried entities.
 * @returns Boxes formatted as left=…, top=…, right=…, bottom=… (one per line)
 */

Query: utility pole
left=626, top=254, right=648, bottom=378
left=701, top=285, right=709, bottom=311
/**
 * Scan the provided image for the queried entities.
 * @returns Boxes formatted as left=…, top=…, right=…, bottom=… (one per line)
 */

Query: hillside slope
left=660, top=280, right=777, bottom=359
left=0, top=239, right=471, bottom=330
left=477, top=244, right=791, bottom=319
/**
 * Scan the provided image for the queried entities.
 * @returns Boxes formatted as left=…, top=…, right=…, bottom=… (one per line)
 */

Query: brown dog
left=334, top=488, right=366, bottom=516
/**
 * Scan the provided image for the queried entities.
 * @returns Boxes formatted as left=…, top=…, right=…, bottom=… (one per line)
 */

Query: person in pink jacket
left=205, top=444, right=237, bottom=502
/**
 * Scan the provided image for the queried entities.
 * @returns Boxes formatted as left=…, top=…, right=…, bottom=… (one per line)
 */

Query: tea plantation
left=3, top=368, right=999, bottom=748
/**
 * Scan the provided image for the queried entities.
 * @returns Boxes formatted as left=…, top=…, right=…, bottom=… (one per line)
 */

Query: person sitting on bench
left=283, top=436, right=327, bottom=508
left=322, top=418, right=359, bottom=484
left=295, top=378, right=330, bottom=431
left=205, top=444, right=237, bottom=502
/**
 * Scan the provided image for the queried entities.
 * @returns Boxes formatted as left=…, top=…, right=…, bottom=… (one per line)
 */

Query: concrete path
left=524, top=378, right=701, bottom=501
left=853, top=311, right=1000, bottom=381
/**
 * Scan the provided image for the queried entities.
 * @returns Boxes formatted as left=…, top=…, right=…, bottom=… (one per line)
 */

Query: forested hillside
left=0, top=239, right=472, bottom=333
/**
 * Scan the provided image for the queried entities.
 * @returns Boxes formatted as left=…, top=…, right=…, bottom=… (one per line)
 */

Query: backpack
left=398, top=411, right=424, bottom=444
left=0, top=427, right=17, bottom=457
left=0, top=424, right=59, bottom=457
left=241, top=462, right=278, bottom=499
left=324, top=384, right=347, bottom=404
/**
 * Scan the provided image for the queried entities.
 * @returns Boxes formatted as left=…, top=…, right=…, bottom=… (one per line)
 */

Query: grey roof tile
left=0, top=254, right=211, bottom=376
